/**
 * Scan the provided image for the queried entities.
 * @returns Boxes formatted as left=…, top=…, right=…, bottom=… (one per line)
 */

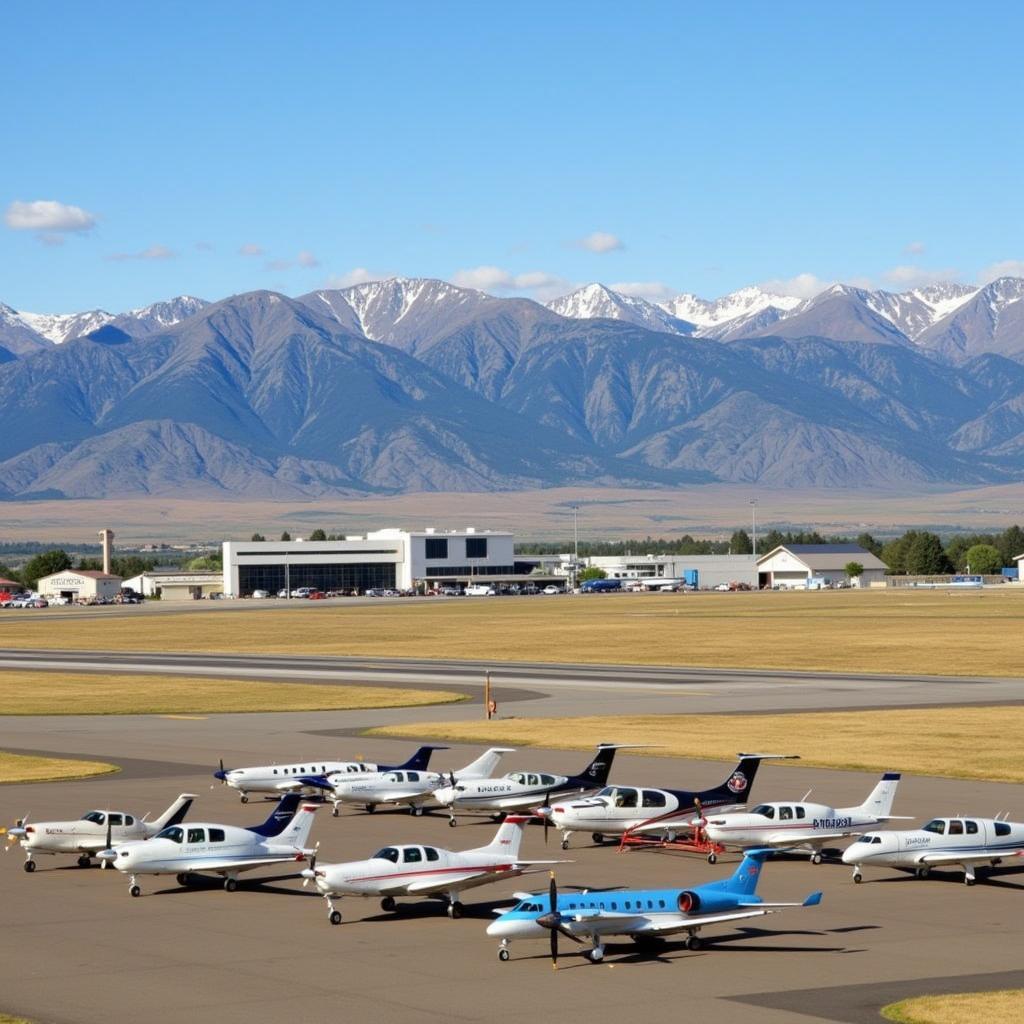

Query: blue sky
left=4, top=1, right=1023, bottom=312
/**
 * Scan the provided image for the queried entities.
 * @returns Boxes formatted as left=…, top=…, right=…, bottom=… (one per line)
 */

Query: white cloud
left=238, top=242, right=265, bottom=256
left=5, top=199, right=97, bottom=233
left=904, top=240, right=926, bottom=255
left=450, top=265, right=569, bottom=299
left=107, top=244, right=176, bottom=262
left=297, top=250, right=319, bottom=268
left=977, top=259, right=1024, bottom=284
left=451, top=265, right=515, bottom=290
left=881, top=264, right=959, bottom=288
left=757, top=272, right=834, bottom=298
left=324, top=267, right=388, bottom=288
left=610, top=280, right=676, bottom=301
left=576, top=231, right=624, bottom=253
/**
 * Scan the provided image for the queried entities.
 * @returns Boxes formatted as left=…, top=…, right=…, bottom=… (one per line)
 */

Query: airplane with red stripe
left=300, top=815, right=567, bottom=925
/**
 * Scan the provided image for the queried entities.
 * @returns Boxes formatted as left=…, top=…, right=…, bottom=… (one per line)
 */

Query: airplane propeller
left=535, top=871, right=581, bottom=969
left=100, top=814, right=113, bottom=869
left=302, top=842, right=321, bottom=887
left=692, top=797, right=707, bottom=832
left=3, top=812, right=29, bottom=849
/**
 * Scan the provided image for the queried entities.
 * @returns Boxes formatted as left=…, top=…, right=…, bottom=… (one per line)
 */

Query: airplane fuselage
left=704, top=800, right=883, bottom=851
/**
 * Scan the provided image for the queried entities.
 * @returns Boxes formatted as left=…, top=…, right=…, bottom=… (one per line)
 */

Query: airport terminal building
left=222, top=528, right=520, bottom=596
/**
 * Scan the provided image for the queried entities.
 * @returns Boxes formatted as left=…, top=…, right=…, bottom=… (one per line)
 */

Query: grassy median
left=883, top=990, right=1024, bottom=1023
left=0, top=751, right=119, bottom=785
left=3, top=589, right=1024, bottom=676
left=367, top=705, right=1024, bottom=783
left=0, top=672, right=465, bottom=716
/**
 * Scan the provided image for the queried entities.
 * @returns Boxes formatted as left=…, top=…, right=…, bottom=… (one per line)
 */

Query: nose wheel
left=23, top=859, right=36, bottom=873
left=128, top=876, right=141, bottom=898
left=326, top=898, right=342, bottom=925
left=852, top=870, right=863, bottom=883
left=331, top=805, right=340, bottom=818
left=497, top=940, right=511, bottom=962
left=448, top=817, right=457, bottom=827
left=240, top=794, right=249, bottom=804
left=77, top=854, right=92, bottom=868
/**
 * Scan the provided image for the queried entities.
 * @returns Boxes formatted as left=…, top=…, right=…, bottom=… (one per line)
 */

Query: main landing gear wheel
left=561, top=838, right=570, bottom=851
left=240, top=795, right=249, bottom=804
left=224, top=878, right=238, bottom=892
left=129, top=884, right=141, bottom=898
left=448, top=818, right=457, bottom=828
left=706, top=852, right=718, bottom=865
left=498, top=948, right=510, bottom=962
left=591, top=833, right=604, bottom=845
left=329, top=909, right=342, bottom=925
left=915, top=866, right=930, bottom=879
left=410, top=806, right=424, bottom=816
left=853, top=871, right=863, bottom=884
left=587, top=947, right=604, bottom=963
left=23, top=860, right=36, bottom=873
left=365, top=804, right=376, bottom=814
left=77, top=854, right=91, bottom=868
left=684, top=935, right=703, bottom=951
left=381, top=896, right=397, bottom=912
left=176, top=873, right=190, bottom=886
left=447, top=901, right=464, bottom=920
left=965, top=876, right=976, bottom=886
left=811, top=852, right=823, bottom=865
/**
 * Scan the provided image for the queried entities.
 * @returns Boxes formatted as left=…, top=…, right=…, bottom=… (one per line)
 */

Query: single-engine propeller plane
left=97, top=793, right=318, bottom=896
left=841, top=814, right=1024, bottom=885
left=487, top=849, right=822, bottom=965
left=212, top=745, right=446, bottom=802
left=6, top=794, right=196, bottom=872
left=300, top=814, right=568, bottom=924
left=702, top=772, right=905, bottom=863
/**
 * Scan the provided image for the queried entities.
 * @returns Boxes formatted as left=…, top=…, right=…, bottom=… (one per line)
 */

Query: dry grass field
left=368, top=705, right=1024, bottom=782
left=882, top=990, right=1024, bottom=1023
left=4, top=589, right=1024, bottom=677
left=0, top=751, right=118, bottom=785
left=0, top=672, right=464, bottom=716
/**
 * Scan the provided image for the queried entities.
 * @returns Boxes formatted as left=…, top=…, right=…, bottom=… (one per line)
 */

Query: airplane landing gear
left=447, top=816, right=457, bottom=827
left=381, top=896, right=396, bottom=912
left=23, top=859, right=36, bottom=873
left=706, top=852, right=718, bottom=865
left=964, top=866, right=976, bottom=886
left=128, top=875, right=141, bottom=897
left=447, top=900, right=464, bottom=919
left=410, top=805, right=424, bottom=816
left=587, top=944, right=605, bottom=963
left=915, top=865, right=931, bottom=879
left=326, top=898, right=342, bottom=925
left=852, top=870, right=863, bottom=883
left=364, top=804, right=376, bottom=814
left=591, top=833, right=604, bottom=845
left=684, top=933, right=703, bottom=951
left=240, top=794, right=249, bottom=804
left=498, top=946, right=510, bottom=962
left=331, top=805, right=340, bottom=818
left=224, top=876, right=238, bottom=892
left=176, top=873, right=190, bottom=886
left=561, top=837, right=570, bottom=851
left=810, top=852, right=823, bottom=865
left=77, top=854, right=91, bottom=868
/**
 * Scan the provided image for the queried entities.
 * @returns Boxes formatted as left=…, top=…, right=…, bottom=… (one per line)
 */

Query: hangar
left=123, top=570, right=223, bottom=601
left=36, top=568, right=123, bottom=603
left=222, top=528, right=523, bottom=596
left=580, top=554, right=757, bottom=589
left=756, top=543, right=887, bottom=589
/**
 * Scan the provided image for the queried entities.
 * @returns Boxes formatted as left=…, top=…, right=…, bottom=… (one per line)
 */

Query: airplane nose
left=841, top=845, right=859, bottom=864
left=97, top=848, right=117, bottom=863
left=487, top=919, right=511, bottom=938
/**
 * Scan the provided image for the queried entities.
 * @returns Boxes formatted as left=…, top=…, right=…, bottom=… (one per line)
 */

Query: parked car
left=251, top=589, right=271, bottom=599
left=440, top=585, right=462, bottom=596
left=465, top=584, right=497, bottom=596
left=542, top=585, right=562, bottom=595
left=307, top=590, right=326, bottom=600
left=579, top=578, right=622, bottom=593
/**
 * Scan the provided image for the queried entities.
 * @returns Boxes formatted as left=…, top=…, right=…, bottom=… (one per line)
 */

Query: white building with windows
left=123, top=570, right=224, bottom=601
left=36, top=569, right=123, bottom=602
left=577, top=554, right=757, bottom=590
left=222, top=528, right=519, bottom=596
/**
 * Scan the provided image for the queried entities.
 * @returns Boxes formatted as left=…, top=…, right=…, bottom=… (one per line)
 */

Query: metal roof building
left=756, top=544, right=887, bottom=589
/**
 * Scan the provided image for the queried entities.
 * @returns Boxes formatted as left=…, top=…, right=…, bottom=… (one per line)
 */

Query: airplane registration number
left=812, top=817, right=853, bottom=829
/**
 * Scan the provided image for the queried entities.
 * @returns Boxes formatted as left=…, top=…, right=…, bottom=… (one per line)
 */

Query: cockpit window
left=384, top=772, right=401, bottom=782
left=82, top=811, right=105, bottom=824
left=751, top=805, right=776, bottom=819
left=608, top=787, right=638, bottom=808
left=872, top=836, right=883, bottom=844
left=922, top=819, right=946, bottom=835
left=506, top=772, right=526, bottom=784
left=403, top=847, right=423, bottom=863
left=642, top=790, right=667, bottom=808
left=995, top=821, right=1011, bottom=837
left=373, top=847, right=400, bottom=863
left=856, top=834, right=875, bottom=843
left=157, top=826, right=184, bottom=843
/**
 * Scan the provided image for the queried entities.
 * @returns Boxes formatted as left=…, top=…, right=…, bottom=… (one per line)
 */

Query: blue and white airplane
left=212, top=745, right=446, bottom=802
left=486, top=849, right=822, bottom=965
left=97, top=793, right=318, bottom=896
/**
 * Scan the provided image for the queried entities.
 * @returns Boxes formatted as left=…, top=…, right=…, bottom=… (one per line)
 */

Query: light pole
left=750, top=499, right=758, bottom=558
left=571, top=504, right=580, bottom=591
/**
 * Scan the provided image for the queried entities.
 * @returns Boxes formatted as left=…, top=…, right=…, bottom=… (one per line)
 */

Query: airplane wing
left=404, top=871, right=493, bottom=895
left=917, top=849, right=1024, bottom=866
left=177, top=855, right=305, bottom=873
left=645, top=909, right=769, bottom=934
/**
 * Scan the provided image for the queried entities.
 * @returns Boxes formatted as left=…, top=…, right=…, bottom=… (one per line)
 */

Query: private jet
left=97, top=793, right=318, bottom=896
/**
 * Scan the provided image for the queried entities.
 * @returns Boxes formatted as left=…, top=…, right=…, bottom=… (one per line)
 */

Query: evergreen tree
left=251, top=532, right=265, bottom=542
left=855, top=532, right=883, bottom=557
left=995, top=525, right=1024, bottom=566
left=309, top=528, right=327, bottom=541
left=280, top=531, right=291, bottom=541
left=905, top=532, right=950, bottom=575
left=729, top=529, right=752, bottom=555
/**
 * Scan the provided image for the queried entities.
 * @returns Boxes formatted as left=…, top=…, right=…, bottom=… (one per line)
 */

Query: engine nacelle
left=677, top=890, right=701, bottom=913
left=676, top=888, right=744, bottom=915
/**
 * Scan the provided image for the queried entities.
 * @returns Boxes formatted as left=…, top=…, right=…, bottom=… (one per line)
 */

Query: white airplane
left=433, top=744, right=635, bottom=824
left=702, top=772, right=905, bottom=863
left=97, top=793, right=318, bottom=896
left=311, top=748, right=516, bottom=817
left=300, top=814, right=567, bottom=924
left=5, top=794, right=196, bottom=872
left=487, top=849, right=822, bottom=965
left=212, top=745, right=446, bottom=802
left=543, top=754, right=795, bottom=849
left=842, top=814, right=1024, bottom=885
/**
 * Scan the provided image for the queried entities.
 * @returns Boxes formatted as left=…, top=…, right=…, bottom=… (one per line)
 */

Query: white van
left=465, top=584, right=497, bottom=596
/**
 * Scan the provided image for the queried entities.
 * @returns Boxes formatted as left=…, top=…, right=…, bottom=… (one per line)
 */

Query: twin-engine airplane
left=487, top=849, right=822, bottom=965
left=212, top=745, right=445, bottom=802
left=702, top=772, right=904, bottom=863
left=6, top=794, right=196, bottom=872
left=306, top=747, right=516, bottom=816
left=300, top=815, right=567, bottom=924
left=842, top=814, right=1024, bottom=885
left=97, top=793, right=318, bottom=896
left=543, top=754, right=795, bottom=849
left=433, top=744, right=635, bottom=824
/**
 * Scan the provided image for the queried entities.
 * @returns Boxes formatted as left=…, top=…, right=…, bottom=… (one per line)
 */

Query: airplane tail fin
left=474, top=815, right=530, bottom=858
left=572, top=744, right=620, bottom=788
left=455, top=747, right=515, bottom=780
left=704, top=753, right=796, bottom=805
left=394, top=745, right=448, bottom=772
left=851, top=772, right=901, bottom=818
left=150, top=793, right=197, bottom=831
left=248, top=794, right=302, bottom=837
left=722, top=848, right=772, bottom=897
left=276, top=802, right=319, bottom=849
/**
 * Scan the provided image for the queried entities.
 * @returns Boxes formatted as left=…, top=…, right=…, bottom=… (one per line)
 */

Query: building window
left=425, top=538, right=448, bottom=560
left=237, top=561, right=396, bottom=596
left=465, top=537, right=488, bottom=559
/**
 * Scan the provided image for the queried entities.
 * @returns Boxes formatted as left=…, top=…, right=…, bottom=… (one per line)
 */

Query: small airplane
left=300, top=814, right=567, bottom=924
left=486, top=849, right=822, bottom=965
left=841, top=814, right=1024, bottom=885
left=307, top=747, right=516, bottom=817
left=433, top=744, right=635, bottom=825
left=5, top=794, right=196, bottom=872
left=702, top=772, right=905, bottom=863
left=97, top=793, right=318, bottom=896
left=542, top=754, right=796, bottom=849
left=212, top=745, right=447, bottom=802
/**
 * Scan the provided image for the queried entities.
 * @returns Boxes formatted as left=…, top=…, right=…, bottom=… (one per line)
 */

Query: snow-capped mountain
left=112, top=295, right=209, bottom=336
left=16, top=308, right=115, bottom=344
left=916, top=277, right=1024, bottom=363
left=863, top=283, right=978, bottom=340
left=0, top=303, right=52, bottom=356
left=661, top=286, right=801, bottom=332
left=546, top=283, right=694, bottom=335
